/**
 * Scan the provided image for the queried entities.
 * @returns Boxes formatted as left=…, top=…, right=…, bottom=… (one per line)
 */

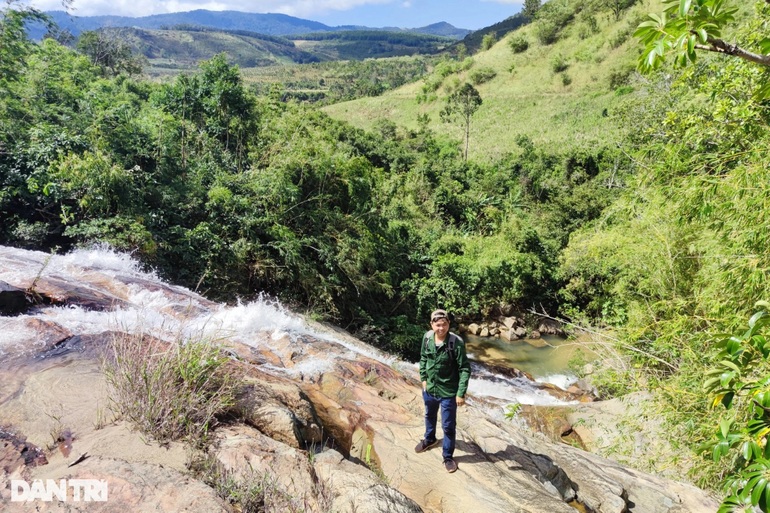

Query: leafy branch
left=635, top=0, right=770, bottom=71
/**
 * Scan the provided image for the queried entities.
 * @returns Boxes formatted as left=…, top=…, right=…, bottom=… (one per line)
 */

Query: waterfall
left=0, top=245, right=575, bottom=406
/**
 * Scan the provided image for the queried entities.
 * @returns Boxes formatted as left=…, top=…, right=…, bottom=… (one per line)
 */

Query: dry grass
left=188, top=451, right=334, bottom=513
left=103, top=332, right=238, bottom=445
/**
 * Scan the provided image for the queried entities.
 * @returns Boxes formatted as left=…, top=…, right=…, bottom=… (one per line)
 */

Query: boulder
left=501, top=316, right=518, bottom=329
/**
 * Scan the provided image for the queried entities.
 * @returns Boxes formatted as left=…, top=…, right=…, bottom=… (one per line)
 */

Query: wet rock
left=0, top=429, right=48, bottom=474
left=0, top=281, right=29, bottom=316
left=538, top=319, right=565, bottom=337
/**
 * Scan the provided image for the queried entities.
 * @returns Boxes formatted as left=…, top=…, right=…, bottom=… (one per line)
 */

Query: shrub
left=608, top=64, right=635, bottom=90
left=561, top=73, right=573, bottom=86
left=469, top=67, right=497, bottom=85
left=481, top=33, right=497, bottom=51
left=508, top=35, right=529, bottom=53
left=536, top=21, right=561, bottom=45
left=551, top=54, right=569, bottom=73
left=104, top=332, right=238, bottom=444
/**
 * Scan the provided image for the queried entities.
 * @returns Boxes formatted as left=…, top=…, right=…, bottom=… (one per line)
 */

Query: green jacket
left=419, top=331, right=471, bottom=399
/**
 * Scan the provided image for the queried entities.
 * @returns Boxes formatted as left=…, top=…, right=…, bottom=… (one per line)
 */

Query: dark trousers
left=422, top=390, right=457, bottom=460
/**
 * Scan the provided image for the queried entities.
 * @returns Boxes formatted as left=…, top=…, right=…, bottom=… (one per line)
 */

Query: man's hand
left=422, top=381, right=427, bottom=391
left=456, top=396, right=466, bottom=406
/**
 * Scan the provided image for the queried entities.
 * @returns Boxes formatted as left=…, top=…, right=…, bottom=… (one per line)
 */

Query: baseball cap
left=430, top=309, right=449, bottom=322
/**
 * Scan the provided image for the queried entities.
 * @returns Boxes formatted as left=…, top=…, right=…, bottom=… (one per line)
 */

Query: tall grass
left=103, top=332, right=238, bottom=445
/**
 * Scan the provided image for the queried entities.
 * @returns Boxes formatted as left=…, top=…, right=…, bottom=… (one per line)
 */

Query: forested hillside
left=3, top=0, right=770, bottom=508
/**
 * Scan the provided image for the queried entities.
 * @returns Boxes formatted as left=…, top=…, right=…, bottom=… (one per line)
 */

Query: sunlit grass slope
left=322, top=1, right=664, bottom=163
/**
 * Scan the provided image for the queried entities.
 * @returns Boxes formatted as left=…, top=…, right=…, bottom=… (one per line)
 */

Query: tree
left=0, top=0, right=50, bottom=85
left=76, top=30, right=143, bottom=76
left=440, top=83, right=482, bottom=162
left=522, top=0, right=541, bottom=19
left=635, top=0, right=770, bottom=77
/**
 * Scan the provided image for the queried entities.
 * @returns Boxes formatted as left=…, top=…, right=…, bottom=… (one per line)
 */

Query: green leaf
left=679, top=0, right=692, bottom=18
left=757, top=38, right=770, bottom=55
left=721, top=418, right=734, bottom=438
left=750, top=477, right=766, bottom=506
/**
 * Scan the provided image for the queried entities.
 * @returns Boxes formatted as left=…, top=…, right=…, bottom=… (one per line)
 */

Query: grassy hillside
left=322, top=0, right=656, bottom=163
left=100, top=26, right=451, bottom=78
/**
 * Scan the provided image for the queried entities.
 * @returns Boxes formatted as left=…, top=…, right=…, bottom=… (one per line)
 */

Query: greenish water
left=464, top=333, right=593, bottom=381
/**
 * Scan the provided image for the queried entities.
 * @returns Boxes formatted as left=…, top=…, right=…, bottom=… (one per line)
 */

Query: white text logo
left=10, top=479, right=108, bottom=502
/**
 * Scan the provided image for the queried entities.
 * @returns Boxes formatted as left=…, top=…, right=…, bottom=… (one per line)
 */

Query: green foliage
left=508, top=35, right=530, bottom=54
left=440, top=83, right=482, bottom=161
left=76, top=30, right=144, bottom=76
left=523, top=0, right=542, bottom=19
left=634, top=0, right=738, bottom=71
left=481, top=33, right=497, bottom=51
left=534, top=0, right=576, bottom=45
left=701, top=304, right=770, bottom=512
left=504, top=402, right=522, bottom=419
left=551, top=54, right=570, bottom=73
left=608, top=63, right=636, bottom=90
left=0, top=1, right=50, bottom=86
left=469, top=66, right=497, bottom=85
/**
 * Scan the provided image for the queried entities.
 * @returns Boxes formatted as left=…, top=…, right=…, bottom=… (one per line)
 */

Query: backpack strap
left=424, top=330, right=458, bottom=361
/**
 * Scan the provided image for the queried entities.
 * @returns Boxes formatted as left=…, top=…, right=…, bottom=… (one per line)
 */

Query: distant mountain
left=95, top=26, right=453, bottom=72
left=35, top=9, right=472, bottom=40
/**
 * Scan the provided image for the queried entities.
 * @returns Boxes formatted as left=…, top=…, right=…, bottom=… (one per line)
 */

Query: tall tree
left=522, top=0, right=541, bottom=19
left=76, top=30, right=143, bottom=76
left=440, top=82, right=482, bottom=161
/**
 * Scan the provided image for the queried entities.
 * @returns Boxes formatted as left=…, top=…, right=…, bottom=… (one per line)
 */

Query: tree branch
left=694, top=37, right=770, bottom=67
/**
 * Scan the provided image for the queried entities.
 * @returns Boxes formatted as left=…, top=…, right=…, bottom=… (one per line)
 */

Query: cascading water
left=0, top=245, right=575, bottom=407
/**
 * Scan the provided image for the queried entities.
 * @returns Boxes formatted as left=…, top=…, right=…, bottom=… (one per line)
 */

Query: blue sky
left=30, top=0, right=524, bottom=30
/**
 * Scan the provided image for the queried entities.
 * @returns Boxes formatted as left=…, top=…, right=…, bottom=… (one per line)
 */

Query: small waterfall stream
left=1, top=246, right=575, bottom=407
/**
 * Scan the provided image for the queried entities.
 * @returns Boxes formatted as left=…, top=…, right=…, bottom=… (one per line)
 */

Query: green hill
left=321, top=0, right=652, bottom=163
left=98, top=26, right=453, bottom=77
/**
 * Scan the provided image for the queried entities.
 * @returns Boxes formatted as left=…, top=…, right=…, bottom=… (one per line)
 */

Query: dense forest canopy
left=3, top=0, right=770, bottom=508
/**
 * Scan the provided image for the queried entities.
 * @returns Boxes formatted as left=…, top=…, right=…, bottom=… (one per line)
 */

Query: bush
left=469, top=67, right=497, bottom=85
left=508, top=35, right=529, bottom=53
left=536, top=21, right=561, bottom=45
left=481, top=33, right=497, bottom=51
left=551, top=54, right=569, bottom=73
left=608, top=64, right=635, bottom=90
left=104, top=332, right=238, bottom=444
left=534, top=0, right=575, bottom=45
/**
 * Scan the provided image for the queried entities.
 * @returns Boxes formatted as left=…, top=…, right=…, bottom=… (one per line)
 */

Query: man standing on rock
left=415, top=309, right=471, bottom=473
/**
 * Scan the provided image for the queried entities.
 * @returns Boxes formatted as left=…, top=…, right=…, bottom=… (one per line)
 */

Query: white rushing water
left=0, top=245, right=573, bottom=405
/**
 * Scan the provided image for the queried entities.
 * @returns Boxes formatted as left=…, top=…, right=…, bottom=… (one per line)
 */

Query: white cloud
left=29, top=0, right=397, bottom=17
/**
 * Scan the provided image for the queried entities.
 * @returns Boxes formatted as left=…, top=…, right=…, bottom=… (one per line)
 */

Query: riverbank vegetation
left=3, top=0, right=770, bottom=504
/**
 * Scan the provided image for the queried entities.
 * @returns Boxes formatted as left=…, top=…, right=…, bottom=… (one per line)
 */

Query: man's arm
left=419, top=332, right=428, bottom=388
left=455, top=337, right=471, bottom=402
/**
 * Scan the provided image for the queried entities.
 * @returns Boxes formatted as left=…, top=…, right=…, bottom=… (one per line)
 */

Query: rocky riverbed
left=0, top=245, right=718, bottom=512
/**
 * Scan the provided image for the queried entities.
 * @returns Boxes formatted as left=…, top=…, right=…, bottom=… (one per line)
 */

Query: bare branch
left=694, top=37, right=770, bottom=67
